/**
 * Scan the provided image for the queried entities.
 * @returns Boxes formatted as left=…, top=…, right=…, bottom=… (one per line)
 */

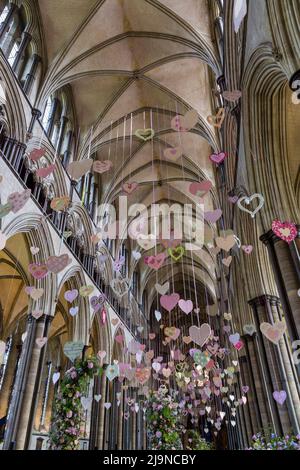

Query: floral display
left=186, top=429, right=214, bottom=450
left=146, top=388, right=183, bottom=450
left=247, top=431, right=300, bottom=450
left=48, top=358, right=100, bottom=450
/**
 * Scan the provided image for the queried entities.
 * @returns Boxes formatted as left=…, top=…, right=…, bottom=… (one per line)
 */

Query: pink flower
left=66, top=410, right=73, bottom=418
left=87, top=361, right=94, bottom=369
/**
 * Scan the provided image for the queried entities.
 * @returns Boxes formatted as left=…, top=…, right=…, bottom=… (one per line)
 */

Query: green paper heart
left=135, top=128, right=155, bottom=141
left=168, top=245, right=185, bottom=261
left=0, top=202, right=12, bottom=219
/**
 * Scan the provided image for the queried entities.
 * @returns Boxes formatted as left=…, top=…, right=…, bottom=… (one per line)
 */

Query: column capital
left=248, top=294, right=280, bottom=308
left=260, top=226, right=300, bottom=246
left=32, top=108, right=42, bottom=119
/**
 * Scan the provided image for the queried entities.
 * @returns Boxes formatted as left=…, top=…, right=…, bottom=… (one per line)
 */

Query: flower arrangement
left=247, top=431, right=300, bottom=450
left=48, top=357, right=100, bottom=450
left=186, top=429, right=214, bottom=450
left=146, top=388, right=183, bottom=450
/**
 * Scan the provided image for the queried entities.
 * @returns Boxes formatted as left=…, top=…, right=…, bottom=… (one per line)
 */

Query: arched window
left=7, top=40, right=18, bottom=66
left=42, top=96, right=52, bottom=128
left=0, top=5, right=9, bottom=24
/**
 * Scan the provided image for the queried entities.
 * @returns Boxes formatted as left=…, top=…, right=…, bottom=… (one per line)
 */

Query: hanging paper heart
left=137, top=233, right=156, bottom=250
left=110, top=277, right=130, bottom=297
left=204, top=209, right=222, bottom=223
left=189, top=324, right=211, bottom=347
left=154, top=310, right=161, bottom=321
left=30, top=246, right=39, bottom=255
left=64, top=289, right=78, bottom=303
left=243, top=324, right=256, bottom=336
left=237, top=193, right=264, bottom=218
left=28, top=148, right=46, bottom=161
left=113, top=256, right=125, bottom=272
left=242, top=244, right=253, bottom=254
left=132, top=250, right=141, bottom=260
left=46, top=254, right=71, bottom=273
left=171, top=109, right=198, bottom=132
left=224, top=312, right=232, bottom=321
left=104, top=402, right=111, bottom=410
left=81, top=397, right=92, bottom=410
left=25, top=286, right=44, bottom=300
left=0, top=202, right=12, bottom=219
left=260, top=321, right=286, bottom=344
left=94, top=394, right=102, bottom=402
left=215, top=234, right=236, bottom=251
left=229, top=333, right=240, bottom=345
left=36, top=164, right=56, bottom=178
left=164, top=327, right=180, bottom=340
left=160, top=293, right=180, bottom=312
left=163, top=146, right=182, bottom=160
left=207, top=108, right=225, bottom=128
left=222, top=90, right=242, bottom=102
left=115, top=334, right=124, bottom=344
left=8, top=189, right=31, bottom=213
left=209, top=152, right=227, bottom=165
left=135, top=367, right=150, bottom=384
left=144, top=252, right=166, bottom=270
left=272, top=220, right=297, bottom=244
left=273, top=390, right=287, bottom=405
left=32, top=310, right=43, bottom=320
left=189, top=180, right=212, bottom=198
left=106, top=364, right=119, bottom=381
left=222, top=256, right=232, bottom=267
left=63, top=341, right=84, bottom=362
left=168, top=246, right=184, bottom=261
left=242, top=386, right=249, bottom=394
left=67, top=159, right=93, bottom=180
left=69, top=306, right=78, bottom=317
left=50, top=196, right=70, bottom=212
left=228, top=195, right=239, bottom=204
left=122, top=181, right=139, bottom=194
left=52, top=372, right=60, bottom=385
left=178, top=299, right=193, bottom=314
left=135, top=128, right=155, bottom=141
left=93, top=160, right=113, bottom=174
left=155, top=282, right=169, bottom=295
left=36, top=337, right=47, bottom=348
left=79, top=285, right=94, bottom=297
left=28, top=263, right=48, bottom=280
left=97, top=350, right=106, bottom=361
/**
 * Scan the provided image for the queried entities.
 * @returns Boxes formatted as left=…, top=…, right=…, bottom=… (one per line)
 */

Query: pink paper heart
left=36, top=164, right=56, bottom=178
left=178, top=299, right=193, bottom=314
left=242, top=245, right=253, bottom=254
left=160, top=293, right=180, bottom=312
left=204, top=209, right=222, bottom=223
left=64, top=289, right=79, bottom=303
left=122, top=182, right=138, bottom=194
left=209, top=152, right=227, bottom=165
left=272, top=220, right=297, bottom=244
left=273, top=390, right=286, bottom=405
left=189, top=180, right=212, bottom=197
left=144, top=252, right=166, bottom=270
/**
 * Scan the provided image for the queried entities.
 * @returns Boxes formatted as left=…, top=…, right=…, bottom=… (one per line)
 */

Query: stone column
left=243, top=334, right=272, bottom=430
left=0, top=3, right=17, bottom=43
left=0, top=335, right=21, bottom=419
left=249, top=295, right=299, bottom=434
left=56, top=115, right=68, bottom=156
left=239, top=354, right=260, bottom=436
left=131, top=389, right=137, bottom=449
left=46, top=98, right=59, bottom=137
left=260, top=228, right=300, bottom=342
left=96, top=365, right=107, bottom=450
left=3, top=313, right=52, bottom=449
left=23, top=54, right=41, bottom=95
left=12, top=31, right=32, bottom=75
left=62, top=130, right=73, bottom=167
left=27, top=108, right=42, bottom=138
left=88, top=375, right=101, bottom=449
left=117, top=387, right=123, bottom=450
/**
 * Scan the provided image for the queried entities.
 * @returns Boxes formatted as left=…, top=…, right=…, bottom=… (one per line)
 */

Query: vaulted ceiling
left=35, top=0, right=223, bottom=309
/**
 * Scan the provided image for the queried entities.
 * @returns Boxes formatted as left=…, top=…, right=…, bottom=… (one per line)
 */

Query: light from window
left=0, top=5, right=9, bottom=24
left=42, top=97, right=52, bottom=127
left=8, top=42, right=19, bottom=66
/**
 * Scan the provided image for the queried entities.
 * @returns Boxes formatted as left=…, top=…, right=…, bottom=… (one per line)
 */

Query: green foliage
left=146, top=389, right=183, bottom=450
left=186, top=429, right=214, bottom=450
left=48, top=357, right=99, bottom=450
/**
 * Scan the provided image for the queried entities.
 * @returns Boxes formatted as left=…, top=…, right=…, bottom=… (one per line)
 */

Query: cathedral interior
left=0, top=0, right=299, bottom=452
